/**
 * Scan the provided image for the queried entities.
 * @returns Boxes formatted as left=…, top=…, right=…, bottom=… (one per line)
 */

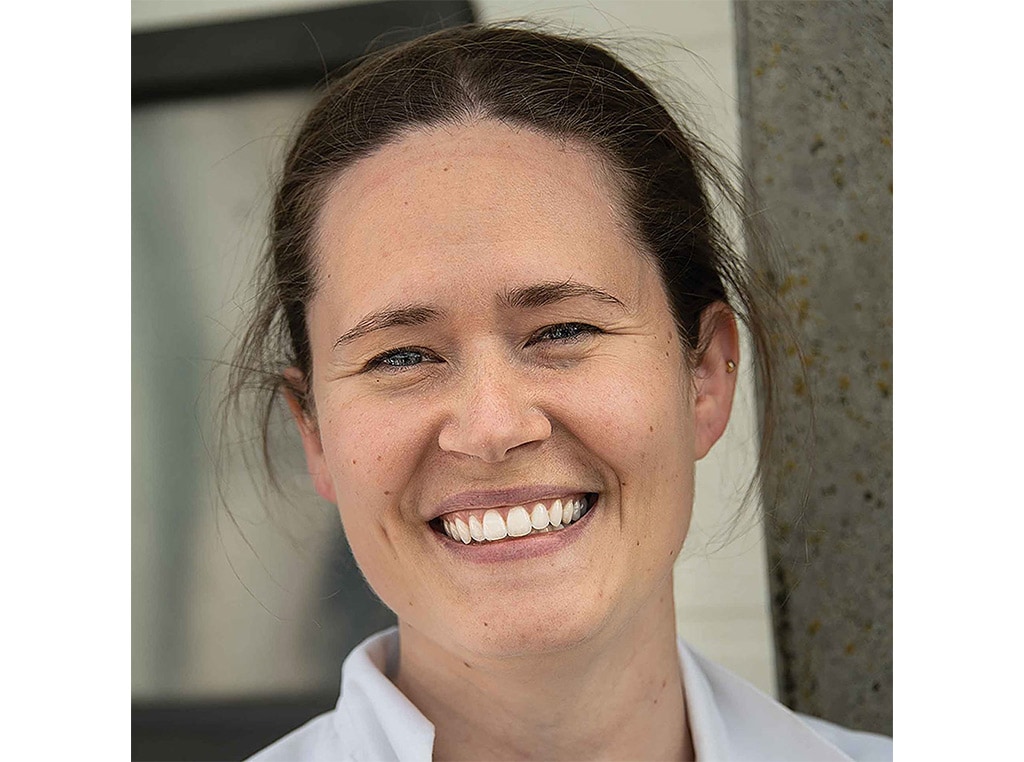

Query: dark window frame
left=132, top=0, right=475, bottom=105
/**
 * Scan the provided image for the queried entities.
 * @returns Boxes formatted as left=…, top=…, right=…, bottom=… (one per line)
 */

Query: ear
left=692, top=303, right=740, bottom=461
left=282, top=368, right=337, bottom=504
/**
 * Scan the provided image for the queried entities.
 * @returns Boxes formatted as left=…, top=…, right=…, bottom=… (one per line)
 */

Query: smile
left=433, top=494, right=597, bottom=544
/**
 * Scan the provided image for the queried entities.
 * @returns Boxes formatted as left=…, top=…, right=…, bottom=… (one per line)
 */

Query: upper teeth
left=441, top=496, right=590, bottom=544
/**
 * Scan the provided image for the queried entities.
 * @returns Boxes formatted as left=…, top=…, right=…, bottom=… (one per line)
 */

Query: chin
left=446, top=563, right=658, bottom=661
left=451, top=601, right=616, bottom=661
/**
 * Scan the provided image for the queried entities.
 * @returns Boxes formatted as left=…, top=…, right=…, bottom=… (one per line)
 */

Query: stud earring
left=725, top=360, right=736, bottom=373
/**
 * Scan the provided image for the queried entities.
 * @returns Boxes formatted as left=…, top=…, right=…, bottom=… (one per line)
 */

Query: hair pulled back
left=229, top=24, right=785, bottom=506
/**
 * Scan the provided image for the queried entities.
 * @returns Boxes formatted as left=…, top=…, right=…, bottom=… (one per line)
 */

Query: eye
left=527, top=322, right=602, bottom=346
left=364, top=347, right=439, bottom=372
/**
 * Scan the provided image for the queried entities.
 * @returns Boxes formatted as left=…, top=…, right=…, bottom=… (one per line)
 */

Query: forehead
left=312, top=120, right=652, bottom=312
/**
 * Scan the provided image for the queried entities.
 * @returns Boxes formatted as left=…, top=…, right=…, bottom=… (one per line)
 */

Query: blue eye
left=383, top=350, right=423, bottom=367
left=529, top=323, right=601, bottom=345
left=365, top=347, right=435, bottom=371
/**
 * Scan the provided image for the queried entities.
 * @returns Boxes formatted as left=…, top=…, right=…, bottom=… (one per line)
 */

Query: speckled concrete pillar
left=734, top=0, right=892, bottom=734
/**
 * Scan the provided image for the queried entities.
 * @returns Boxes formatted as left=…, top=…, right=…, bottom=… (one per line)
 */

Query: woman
left=233, top=24, right=892, bottom=761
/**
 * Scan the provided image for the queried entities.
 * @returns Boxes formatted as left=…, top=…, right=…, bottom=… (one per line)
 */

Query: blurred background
left=132, top=1, right=891, bottom=759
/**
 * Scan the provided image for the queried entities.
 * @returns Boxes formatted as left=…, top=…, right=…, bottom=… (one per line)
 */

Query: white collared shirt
left=249, top=628, right=892, bottom=761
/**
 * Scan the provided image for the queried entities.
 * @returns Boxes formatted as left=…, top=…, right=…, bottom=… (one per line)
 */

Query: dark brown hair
left=227, top=24, right=790, bottom=512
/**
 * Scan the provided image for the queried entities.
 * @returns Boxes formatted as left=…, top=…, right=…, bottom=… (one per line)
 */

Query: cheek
left=313, top=396, right=441, bottom=610
left=563, top=352, right=694, bottom=476
left=562, top=353, right=695, bottom=556
left=315, top=398, right=434, bottom=548
left=318, top=396, right=428, bottom=490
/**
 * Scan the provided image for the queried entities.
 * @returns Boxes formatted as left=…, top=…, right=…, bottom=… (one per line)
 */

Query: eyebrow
left=332, top=305, right=443, bottom=349
left=332, top=280, right=624, bottom=350
left=501, top=280, right=625, bottom=310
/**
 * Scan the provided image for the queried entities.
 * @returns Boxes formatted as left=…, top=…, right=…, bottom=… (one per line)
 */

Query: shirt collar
left=333, top=627, right=435, bottom=761
left=678, top=638, right=855, bottom=761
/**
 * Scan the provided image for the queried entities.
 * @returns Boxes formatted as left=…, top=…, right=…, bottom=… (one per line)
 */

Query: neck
left=394, top=577, right=693, bottom=762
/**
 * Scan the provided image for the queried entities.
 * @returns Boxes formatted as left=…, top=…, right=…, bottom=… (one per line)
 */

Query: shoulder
left=246, top=710, right=349, bottom=762
left=797, top=714, right=893, bottom=762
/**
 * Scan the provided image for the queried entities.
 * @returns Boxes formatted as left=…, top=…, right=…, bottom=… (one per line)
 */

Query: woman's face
left=295, top=120, right=735, bottom=658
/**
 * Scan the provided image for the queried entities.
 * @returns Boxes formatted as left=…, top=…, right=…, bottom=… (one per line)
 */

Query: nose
left=437, top=363, right=551, bottom=462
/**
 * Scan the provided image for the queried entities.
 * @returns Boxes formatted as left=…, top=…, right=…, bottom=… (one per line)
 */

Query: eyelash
left=364, top=323, right=602, bottom=372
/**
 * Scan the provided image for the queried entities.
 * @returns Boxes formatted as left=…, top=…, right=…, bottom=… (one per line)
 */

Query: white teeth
left=441, top=496, right=593, bottom=544
left=482, top=509, right=508, bottom=541
left=506, top=506, right=532, bottom=537
left=468, top=514, right=485, bottom=542
left=549, top=499, right=563, bottom=527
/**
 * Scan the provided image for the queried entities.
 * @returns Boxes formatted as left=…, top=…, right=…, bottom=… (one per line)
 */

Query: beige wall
left=132, top=0, right=776, bottom=697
